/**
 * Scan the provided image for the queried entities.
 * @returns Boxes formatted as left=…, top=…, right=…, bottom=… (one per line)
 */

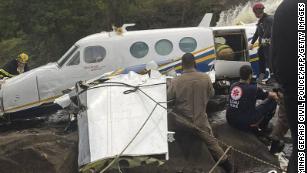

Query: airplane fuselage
left=0, top=24, right=260, bottom=115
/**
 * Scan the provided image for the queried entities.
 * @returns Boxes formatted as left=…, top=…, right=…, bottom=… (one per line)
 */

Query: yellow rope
left=0, top=69, right=14, bottom=78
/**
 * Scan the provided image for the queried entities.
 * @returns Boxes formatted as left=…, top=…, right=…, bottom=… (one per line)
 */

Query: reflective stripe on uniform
left=0, top=69, right=14, bottom=78
left=261, top=38, right=271, bottom=44
left=216, top=44, right=231, bottom=53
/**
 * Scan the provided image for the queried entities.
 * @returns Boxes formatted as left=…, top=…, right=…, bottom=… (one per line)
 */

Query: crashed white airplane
left=0, top=14, right=260, bottom=116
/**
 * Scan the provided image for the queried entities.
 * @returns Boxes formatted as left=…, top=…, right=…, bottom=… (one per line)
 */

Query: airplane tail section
left=198, top=13, right=213, bottom=27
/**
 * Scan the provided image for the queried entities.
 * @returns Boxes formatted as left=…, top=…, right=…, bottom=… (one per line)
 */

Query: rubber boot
left=270, top=139, right=285, bottom=154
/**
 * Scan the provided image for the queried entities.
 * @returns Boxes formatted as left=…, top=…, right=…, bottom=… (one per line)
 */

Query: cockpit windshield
left=57, top=45, right=79, bottom=67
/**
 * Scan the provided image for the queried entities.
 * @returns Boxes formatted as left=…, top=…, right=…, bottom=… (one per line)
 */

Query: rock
left=0, top=114, right=281, bottom=173
left=106, top=122, right=281, bottom=173
left=207, top=95, right=228, bottom=113
left=0, top=126, right=78, bottom=173
left=212, top=123, right=281, bottom=173
left=111, top=130, right=224, bottom=173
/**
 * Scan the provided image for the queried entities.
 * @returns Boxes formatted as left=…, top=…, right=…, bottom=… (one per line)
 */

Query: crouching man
left=226, top=65, right=278, bottom=133
left=168, top=53, right=233, bottom=172
left=0, top=53, right=30, bottom=79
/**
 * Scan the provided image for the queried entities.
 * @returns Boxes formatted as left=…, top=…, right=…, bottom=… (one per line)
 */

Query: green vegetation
left=0, top=0, right=244, bottom=67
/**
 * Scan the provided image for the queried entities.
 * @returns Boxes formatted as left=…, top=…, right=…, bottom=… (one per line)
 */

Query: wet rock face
left=212, top=123, right=281, bottom=173
left=157, top=131, right=221, bottom=173
left=113, top=131, right=223, bottom=173
left=112, top=123, right=280, bottom=173
left=0, top=115, right=280, bottom=173
left=207, top=95, right=228, bottom=113
left=0, top=126, right=78, bottom=173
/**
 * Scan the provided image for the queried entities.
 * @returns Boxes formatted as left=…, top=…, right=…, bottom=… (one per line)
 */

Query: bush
left=0, top=37, right=26, bottom=65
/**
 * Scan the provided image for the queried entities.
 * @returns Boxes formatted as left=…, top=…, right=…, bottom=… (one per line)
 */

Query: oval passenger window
left=179, top=37, right=197, bottom=53
left=155, top=39, right=173, bottom=56
left=130, top=42, right=149, bottom=58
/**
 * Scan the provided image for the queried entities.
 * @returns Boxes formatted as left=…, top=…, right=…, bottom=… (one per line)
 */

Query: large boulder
left=207, top=95, right=228, bottom=113
left=212, top=123, right=281, bottom=172
left=0, top=126, right=78, bottom=173
left=106, top=130, right=224, bottom=173
left=0, top=113, right=281, bottom=173
left=106, top=118, right=281, bottom=173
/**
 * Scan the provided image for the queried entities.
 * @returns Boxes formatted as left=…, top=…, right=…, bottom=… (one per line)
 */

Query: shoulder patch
left=231, top=86, right=243, bottom=100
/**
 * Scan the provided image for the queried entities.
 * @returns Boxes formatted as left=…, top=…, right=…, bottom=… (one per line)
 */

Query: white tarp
left=78, top=72, right=168, bottom=166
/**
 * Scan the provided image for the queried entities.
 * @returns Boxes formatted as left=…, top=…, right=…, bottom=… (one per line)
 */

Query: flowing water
left=216, top=0, right=282, bottom=26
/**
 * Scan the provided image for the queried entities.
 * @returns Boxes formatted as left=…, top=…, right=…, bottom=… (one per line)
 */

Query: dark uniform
left=270, top=0, right=301, bottom=171
left=226, top=82, right=277, bottom=131
left=251, top=13, right=274, bottom=75
left=0, top=59, right=29, bottom=79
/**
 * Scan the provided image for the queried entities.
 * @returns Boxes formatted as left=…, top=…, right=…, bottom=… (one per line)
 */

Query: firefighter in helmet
left=0, top=53, right=30, bottom=79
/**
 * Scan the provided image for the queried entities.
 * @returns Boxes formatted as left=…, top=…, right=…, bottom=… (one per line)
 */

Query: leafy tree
left=0, top=0, right=247, bottom=67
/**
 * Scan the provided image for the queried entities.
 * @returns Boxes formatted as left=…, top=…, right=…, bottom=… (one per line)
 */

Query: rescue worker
left=168, top=53, right=233, bottom=172
left=249, top=3, right=274, bottom=83
left=270, top=0, right=301, bottom=171
left=215, top=37, right=235, bottom=61
left=226, top=65, right=278, bottom=133
left=0, top=53, right=30, bottom=79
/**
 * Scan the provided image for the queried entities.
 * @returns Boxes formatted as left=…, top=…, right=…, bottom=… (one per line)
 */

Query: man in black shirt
left=270, top=0, right=302, bottom=172
left=249, top=3, right=274, bottom=83
left=226, top=65, right=278, bottom=132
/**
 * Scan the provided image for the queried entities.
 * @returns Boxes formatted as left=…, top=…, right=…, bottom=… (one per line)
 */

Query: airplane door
left=213, top=29, right=250, bottom=79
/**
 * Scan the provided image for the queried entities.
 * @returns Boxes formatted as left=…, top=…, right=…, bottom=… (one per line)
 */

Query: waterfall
left=216, top=0, right=282, bottom=26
